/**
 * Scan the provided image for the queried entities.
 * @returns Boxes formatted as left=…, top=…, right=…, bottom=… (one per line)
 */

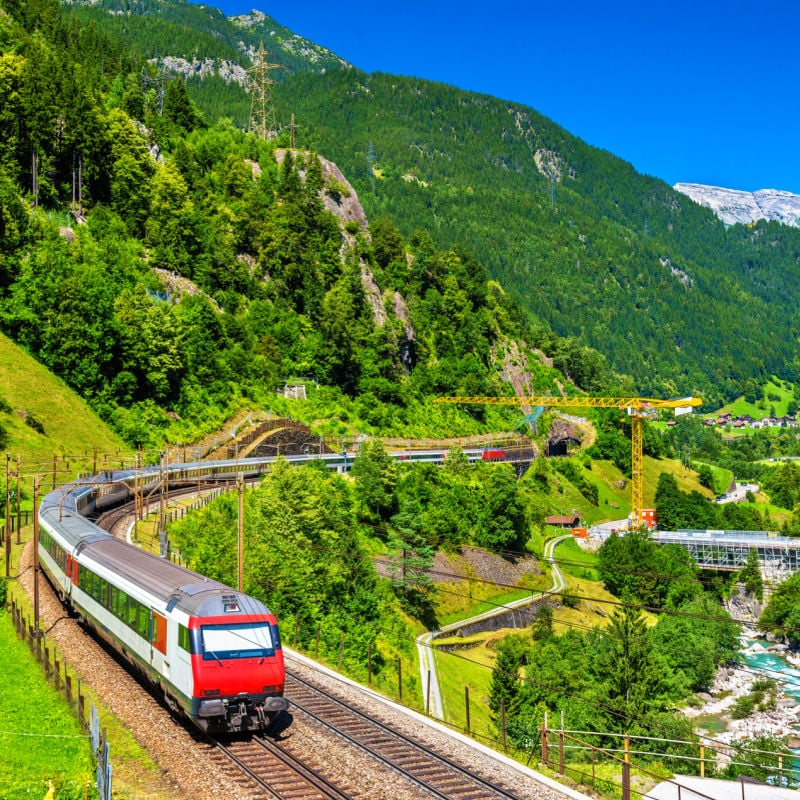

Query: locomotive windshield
left=200, top=622, right=274, bottom=660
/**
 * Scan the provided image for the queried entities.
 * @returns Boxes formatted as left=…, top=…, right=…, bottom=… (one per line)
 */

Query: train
left=32, top=442, right=519, bottom=732
left=37, top=478, right=289, bottom=734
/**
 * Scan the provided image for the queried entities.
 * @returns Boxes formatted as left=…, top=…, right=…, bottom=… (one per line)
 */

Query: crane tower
left=433, top=395, right=702, bottom=529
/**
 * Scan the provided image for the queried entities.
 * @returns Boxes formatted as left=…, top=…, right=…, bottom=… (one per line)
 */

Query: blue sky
left=202, top=0, right=800, bottom=194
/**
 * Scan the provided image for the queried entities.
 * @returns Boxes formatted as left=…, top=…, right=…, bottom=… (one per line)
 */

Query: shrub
left=326, top=178, right=351, bottom=203
left=23, top=412, right=45, bottom=435
left=731, top=694, right=756, bottom=719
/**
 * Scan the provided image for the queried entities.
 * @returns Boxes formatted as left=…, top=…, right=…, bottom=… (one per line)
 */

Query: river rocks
left=685, top=664, right=800, bottom=745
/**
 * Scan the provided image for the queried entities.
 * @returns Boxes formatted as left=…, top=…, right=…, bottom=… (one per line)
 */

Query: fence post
left=367, top=642, right=372, bottom=687
left=501, top=700, right=507, bottom=752
left=338, top=633, right=345, bottom=671
left=464, top=686, right=471, bottom=735
left=397, top=658, right=402, bottom=702
left=700, top=744, right=705, bottom=778
left=542, top=714, right=548, bottom=765
left=622, top=734, right=630, bottom=800
left=426, top=670, right=431, bottom=715
left=314, top=623, right=320, bottom=658
left=78, top=679, right=86, bottom=727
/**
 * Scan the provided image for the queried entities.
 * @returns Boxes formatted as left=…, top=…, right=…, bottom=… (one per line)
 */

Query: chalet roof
left=545, top=515, right=580, bottom=526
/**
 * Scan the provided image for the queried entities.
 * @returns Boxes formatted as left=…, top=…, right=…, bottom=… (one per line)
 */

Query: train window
left=125, top=596, right=138, bottom=629
left=178, top=625, right=192, bottom=653
left=200, top=622, right=274, bottom=660
left=100, top=577, right=110, bottom=608
left=138, top=606, right=150, bottom=640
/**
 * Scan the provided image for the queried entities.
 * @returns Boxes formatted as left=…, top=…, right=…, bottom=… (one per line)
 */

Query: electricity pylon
left=247, top=42, right=283, bottom=140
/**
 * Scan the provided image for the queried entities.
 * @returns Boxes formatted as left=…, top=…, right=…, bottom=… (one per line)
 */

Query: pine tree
left=738, top=548, right=764, bottom=600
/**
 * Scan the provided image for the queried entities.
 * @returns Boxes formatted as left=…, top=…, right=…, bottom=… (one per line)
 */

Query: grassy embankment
left=0, top=333, right=175, bottom=798
left=0, top=332, right=128, bottom=506
left=430, top=533, right=620, bottom=743
left=0, top=606, right=94, bottom=800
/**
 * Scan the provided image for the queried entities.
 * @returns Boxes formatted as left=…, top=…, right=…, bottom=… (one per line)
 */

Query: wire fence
left=7, top=592, right=111, bottom=799
left=536, top=720, right=799, bottom=800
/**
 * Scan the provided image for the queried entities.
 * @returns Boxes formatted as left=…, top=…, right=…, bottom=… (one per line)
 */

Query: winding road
left=416, top=534, right=570, bottom=720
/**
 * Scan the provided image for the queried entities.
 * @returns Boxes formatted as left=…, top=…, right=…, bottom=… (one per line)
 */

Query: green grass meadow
left=0, top=611, right=94, bottom=800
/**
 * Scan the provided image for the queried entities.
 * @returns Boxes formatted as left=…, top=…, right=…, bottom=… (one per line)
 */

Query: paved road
left=416, top=534, right=569, bottom=720
left=716, top=482, right=759, bottom=504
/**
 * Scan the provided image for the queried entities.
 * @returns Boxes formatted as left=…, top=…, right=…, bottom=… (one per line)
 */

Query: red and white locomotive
left=38, top=483, right=288, bottom=733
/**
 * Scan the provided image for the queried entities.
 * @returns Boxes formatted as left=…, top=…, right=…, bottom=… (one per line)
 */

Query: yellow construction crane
left=433, top=395, right=702, bottom=529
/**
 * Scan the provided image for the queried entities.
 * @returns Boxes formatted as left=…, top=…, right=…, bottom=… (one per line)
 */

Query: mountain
left=14, top=0, right=800, bottom=410
left=273, top=70, right=800, bottom=405
left=673, top=183, right=800, bottom=228
left=63, top=0, right=348, bottom=76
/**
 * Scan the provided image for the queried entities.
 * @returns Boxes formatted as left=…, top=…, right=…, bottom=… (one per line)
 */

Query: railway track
left=213, top=734, right=354, bottom=800
left=89, top=495, right=550, bottom=800
left=284, top=668, right=526, bottom=800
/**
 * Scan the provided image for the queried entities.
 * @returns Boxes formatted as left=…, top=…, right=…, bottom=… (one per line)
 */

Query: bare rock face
left=674, top=182, right=800, bottom=228
left=725, top=584, right=764, bottom=626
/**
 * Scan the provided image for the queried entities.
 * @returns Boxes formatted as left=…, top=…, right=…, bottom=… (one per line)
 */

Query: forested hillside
left=275, top=70, right=800, bottom=406
left=56, top=0, right=800, bottom=407
left=0, top=0, right=609, bottom=449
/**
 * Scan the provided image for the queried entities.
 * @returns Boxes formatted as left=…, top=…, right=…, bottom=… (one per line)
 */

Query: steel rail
left=216, top=735, right=353, bottom=800
left=285, top=669, right=526, bottom=800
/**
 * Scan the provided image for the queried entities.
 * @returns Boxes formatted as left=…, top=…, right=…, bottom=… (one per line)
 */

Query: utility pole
left=33, top=477, right=40, bottom=632
left=237, top=473, right=244, bottom=592
left=5, top=453, right=10, bottom=578
left=246, top=42, right=283, bottom=140
left=141, top=65, right=172, bottom=117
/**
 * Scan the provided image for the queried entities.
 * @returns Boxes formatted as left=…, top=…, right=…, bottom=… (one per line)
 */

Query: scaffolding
left=652, top=529, right=800, bottom=574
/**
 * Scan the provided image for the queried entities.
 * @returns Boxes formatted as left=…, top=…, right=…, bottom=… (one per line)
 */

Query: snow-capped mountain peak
left=673, top=183, right=800, bottom=228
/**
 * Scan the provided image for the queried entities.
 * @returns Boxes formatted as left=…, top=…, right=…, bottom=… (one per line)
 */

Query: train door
left=150, top=610, right=169, bottom=679
left=171, top=620, right=193, bottom=690
left=64, top=555, right=73, bottom=597
left=67, top=556, right=78, bottom=598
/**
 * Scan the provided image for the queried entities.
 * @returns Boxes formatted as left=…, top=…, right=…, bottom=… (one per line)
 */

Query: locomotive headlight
left=202, top=688, right=220, bottom=696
